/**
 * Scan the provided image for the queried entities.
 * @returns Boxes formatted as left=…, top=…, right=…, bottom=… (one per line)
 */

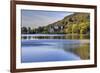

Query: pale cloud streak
left=21, top=10, right=73, bottom=28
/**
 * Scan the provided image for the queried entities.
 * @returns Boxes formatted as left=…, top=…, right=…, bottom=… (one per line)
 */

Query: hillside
left=46, top=13, right=90, bottom=34
left=21, top=13, right=90, bottom=34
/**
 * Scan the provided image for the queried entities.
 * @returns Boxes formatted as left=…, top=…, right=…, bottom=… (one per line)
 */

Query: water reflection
left=21, top=34, right=90, bottom=63
left=62, top=43, right=90, bottom=59
left=21, top=34, right=89, bottom=40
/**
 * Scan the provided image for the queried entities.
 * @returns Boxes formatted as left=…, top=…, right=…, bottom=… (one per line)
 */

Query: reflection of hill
left=63, top=43, right=90, bottom=60
left=73, top=43, right=90, bottom=59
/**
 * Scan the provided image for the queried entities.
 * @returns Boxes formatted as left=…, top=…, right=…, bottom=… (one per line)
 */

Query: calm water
left=21, top=34, right=90, bottom=63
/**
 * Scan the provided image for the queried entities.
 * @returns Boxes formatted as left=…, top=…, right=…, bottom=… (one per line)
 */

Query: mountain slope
left=21, top=13, right=90, bottom=34
left=46, top=13, right=90, bottom=34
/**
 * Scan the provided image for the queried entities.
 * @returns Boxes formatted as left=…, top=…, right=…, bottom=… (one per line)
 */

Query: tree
left=79, top=22, right=90, bottom=34
left=72, top=24, right=80, bottom=34
left=65, top=24, right=72, bottom=33
left=21, top=27, right=27, bottom=34
left=28, top=27, right=31, bottom=34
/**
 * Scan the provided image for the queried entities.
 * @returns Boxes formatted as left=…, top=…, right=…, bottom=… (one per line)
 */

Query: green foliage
left=21, top=13, right=90, bottom=34
left=79, top=22, right=90, bottom=34
left=64, top=21, right=89, bottom=34
left=66, top=24, right=72, bottom=33
left=72, top=24, right=80, bottom=34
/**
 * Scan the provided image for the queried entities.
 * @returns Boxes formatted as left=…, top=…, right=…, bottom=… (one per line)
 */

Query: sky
left=21, top=10, right=73, bottom=28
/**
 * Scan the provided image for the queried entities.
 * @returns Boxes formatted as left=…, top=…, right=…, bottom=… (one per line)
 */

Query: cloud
left=21, top=10, right=73, bottom=28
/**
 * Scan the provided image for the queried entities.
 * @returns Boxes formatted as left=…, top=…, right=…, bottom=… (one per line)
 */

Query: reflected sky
left=21, top=39, right=89, bottom=63
left=21, top=34, right=90, bottom=63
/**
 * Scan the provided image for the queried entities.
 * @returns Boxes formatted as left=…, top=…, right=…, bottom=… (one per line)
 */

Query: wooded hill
left=21, top=13, right=90, bottom=34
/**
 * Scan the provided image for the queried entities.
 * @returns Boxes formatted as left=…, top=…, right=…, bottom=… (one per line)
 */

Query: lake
left=21, top=34, right=90, bottom=63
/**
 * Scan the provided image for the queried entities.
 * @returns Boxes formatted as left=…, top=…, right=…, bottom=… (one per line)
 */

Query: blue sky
left=21, top=10, right=73, bottom=28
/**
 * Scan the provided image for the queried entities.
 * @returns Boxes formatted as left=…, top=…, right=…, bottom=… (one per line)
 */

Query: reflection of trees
left=21, top=34, right=89, bottom=40
left=73, top=43, right=90, bottom=59
left=21, top=36, right=27, bottom=39
left=64, top=34, right=89, bottom=40
left=62, top=43, right=90, bottom=60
